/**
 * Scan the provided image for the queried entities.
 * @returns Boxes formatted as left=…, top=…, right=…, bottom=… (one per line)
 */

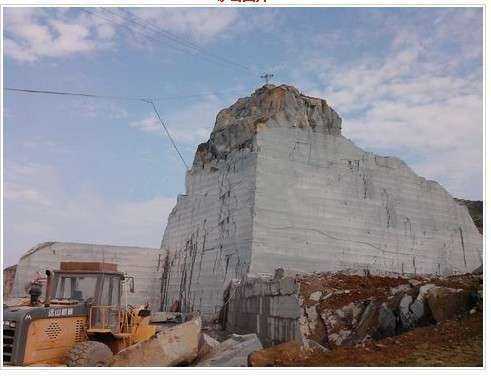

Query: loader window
left=100, top=275, right=121, bottom=306
left=54, top=274, right=98, bottom=301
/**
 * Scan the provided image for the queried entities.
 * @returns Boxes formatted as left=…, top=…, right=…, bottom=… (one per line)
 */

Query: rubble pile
left=110, top=312, right=263, bottom=367
left=298, top=272, right=482, bottom=348
left=248, top=271, right=482, bottom=367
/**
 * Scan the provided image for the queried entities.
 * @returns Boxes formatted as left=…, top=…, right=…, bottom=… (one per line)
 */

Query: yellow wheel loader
left=3, top=262, right=157, bottom=366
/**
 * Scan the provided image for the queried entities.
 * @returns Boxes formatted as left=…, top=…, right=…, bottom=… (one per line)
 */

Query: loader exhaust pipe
left=44, top=270, right=52, bottom=307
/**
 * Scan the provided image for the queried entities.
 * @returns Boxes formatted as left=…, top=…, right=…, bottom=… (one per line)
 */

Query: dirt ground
left=249, top=311, right=483, bottom=367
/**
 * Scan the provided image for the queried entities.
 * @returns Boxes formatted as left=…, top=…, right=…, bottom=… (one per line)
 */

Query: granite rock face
left=160, top=84, right=482, bottom=320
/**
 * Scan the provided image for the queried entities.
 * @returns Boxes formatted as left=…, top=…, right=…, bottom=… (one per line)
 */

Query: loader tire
left=66, top=341, right=113, bottom=367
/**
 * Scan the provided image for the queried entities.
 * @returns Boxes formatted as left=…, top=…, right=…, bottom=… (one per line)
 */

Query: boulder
left=356, top=301, right=396, bottom=340
left=309, top=291, right=322, bottom=301
left=376, top=303, right=396, bottom=338
left=409, top=297, right=426, bottom=323
left=390, top=284, right=411, bottom=295
left=197, top=333, right=263, bottom=367
left=426, top=287, right=469, bottom=322
left=112, top=314, right=201, bottom=366
left=399, top=294, right=415, bottom=329
left=299, top=305, right=319, bottom=338
left=417, top=284, right=437, bottom=299
left=355, top=301, right=377, bottom=338
left=197, top=333, right=220, bottom=359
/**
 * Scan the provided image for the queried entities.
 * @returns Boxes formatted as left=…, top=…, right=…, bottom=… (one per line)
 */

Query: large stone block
left=160, top=84, right=483, bottom=322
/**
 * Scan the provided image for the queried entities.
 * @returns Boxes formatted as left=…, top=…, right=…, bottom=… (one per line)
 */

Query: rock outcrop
left=298, top=272, right=482, bottom=349
left=160, top=84, right=482, bottom=320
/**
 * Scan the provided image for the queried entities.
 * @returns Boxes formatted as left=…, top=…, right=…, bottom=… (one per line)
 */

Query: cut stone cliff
left=160, top=84, right=482, bottom=320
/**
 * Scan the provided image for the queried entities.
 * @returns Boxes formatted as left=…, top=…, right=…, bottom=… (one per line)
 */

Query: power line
left=113, top=8, right=254, bottom=73
left=5, top=87, right=193, bottom=170
left=80, top=8, right=202, bottom=60
left=4, top=87, right=246, bottom=102
left=144, top=99, right=189, bottom=170
left=4, top=87, right=147, bottom=101
left=82, top=8, right=254, bottom=74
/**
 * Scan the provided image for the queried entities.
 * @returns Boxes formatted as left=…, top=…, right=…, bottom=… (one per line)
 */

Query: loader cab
left=3, top=262, right=140, bottom=366
left=50, top=262, right=126, bottom=306
left=50, top=262, right=134, bottom=334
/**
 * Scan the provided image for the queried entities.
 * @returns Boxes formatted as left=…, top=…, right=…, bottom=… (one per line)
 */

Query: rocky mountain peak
left=194, top=84, right=342, bottom=167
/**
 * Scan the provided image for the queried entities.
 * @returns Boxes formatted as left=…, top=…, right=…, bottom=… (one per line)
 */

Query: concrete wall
left=225, top=273, right=302, bottom=347
left=251, top=127, right=482, bottom=276
left=160, top=149, right=256, bottom=319
left=11, top=242, right=163, bottom=307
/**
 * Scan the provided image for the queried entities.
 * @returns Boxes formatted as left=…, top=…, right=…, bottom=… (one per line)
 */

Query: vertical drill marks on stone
left=160, top=84, right=482, bottom=321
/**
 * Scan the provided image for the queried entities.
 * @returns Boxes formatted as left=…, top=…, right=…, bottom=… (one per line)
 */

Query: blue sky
left=3, top=7, right=483, bottom=266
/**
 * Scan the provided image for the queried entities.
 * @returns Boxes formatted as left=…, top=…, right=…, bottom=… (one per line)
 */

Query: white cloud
left=4, top=182, right=52, bottom=207
left=4, top=7, right=281, bottom=64
left=129, top=7, right=239, bottom=43
left=292, top=8, right=483, bottom=199
left=4, top=8, right=116, bottom=62
left=130, top=115, right=160, bottom=134
left=4, top=161, right=176, bottom=266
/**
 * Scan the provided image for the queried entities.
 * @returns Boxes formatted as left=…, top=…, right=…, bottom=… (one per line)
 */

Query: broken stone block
left=399, top=294, right=414, bottom=329
left=390, top=284, right=411, bottom=295
left=356, top=301, right=396, bottom=341
left=279, top=277, right=298, bottom=295
left=417, top=284, right=437, bottom=299
left=309, top=291, right=322, bottom=301
left=197, top=333, right=220, bottom=359
left=270, top=294, right=302, bottom=319
left=377, top=303, right=396, bottom=338
left=253, top=279, right=268, bottom=296
left=426, top=287, right=469, bottom=322
left=409, top=279, right=422, bottom=287
left=351, top=301, right=368, bottom=325
left=299, top=305, right=319, bottom=338
left=409, top=296, right=425, bottom=323
left=268, top=280, right=280, bottom=296
left=197, top=333, right=263, bottom=367
left=112, top=315, right=201, bottom=366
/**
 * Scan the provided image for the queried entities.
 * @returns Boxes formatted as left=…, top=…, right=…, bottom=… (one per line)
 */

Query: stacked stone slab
left=160, top=84, right=482, bottom=320
left=224, top=273, right=302, bottom=347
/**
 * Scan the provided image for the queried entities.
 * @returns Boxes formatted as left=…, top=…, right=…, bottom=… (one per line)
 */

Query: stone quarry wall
left=251, top=126, right=482, bottom=276
left=224, top=273, right=302, bottom=347
left=11, top=242, right=163, bottom=307
left=160, top=149, right=256, bottom=318
left=159, top=84, right=482, bottom=321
